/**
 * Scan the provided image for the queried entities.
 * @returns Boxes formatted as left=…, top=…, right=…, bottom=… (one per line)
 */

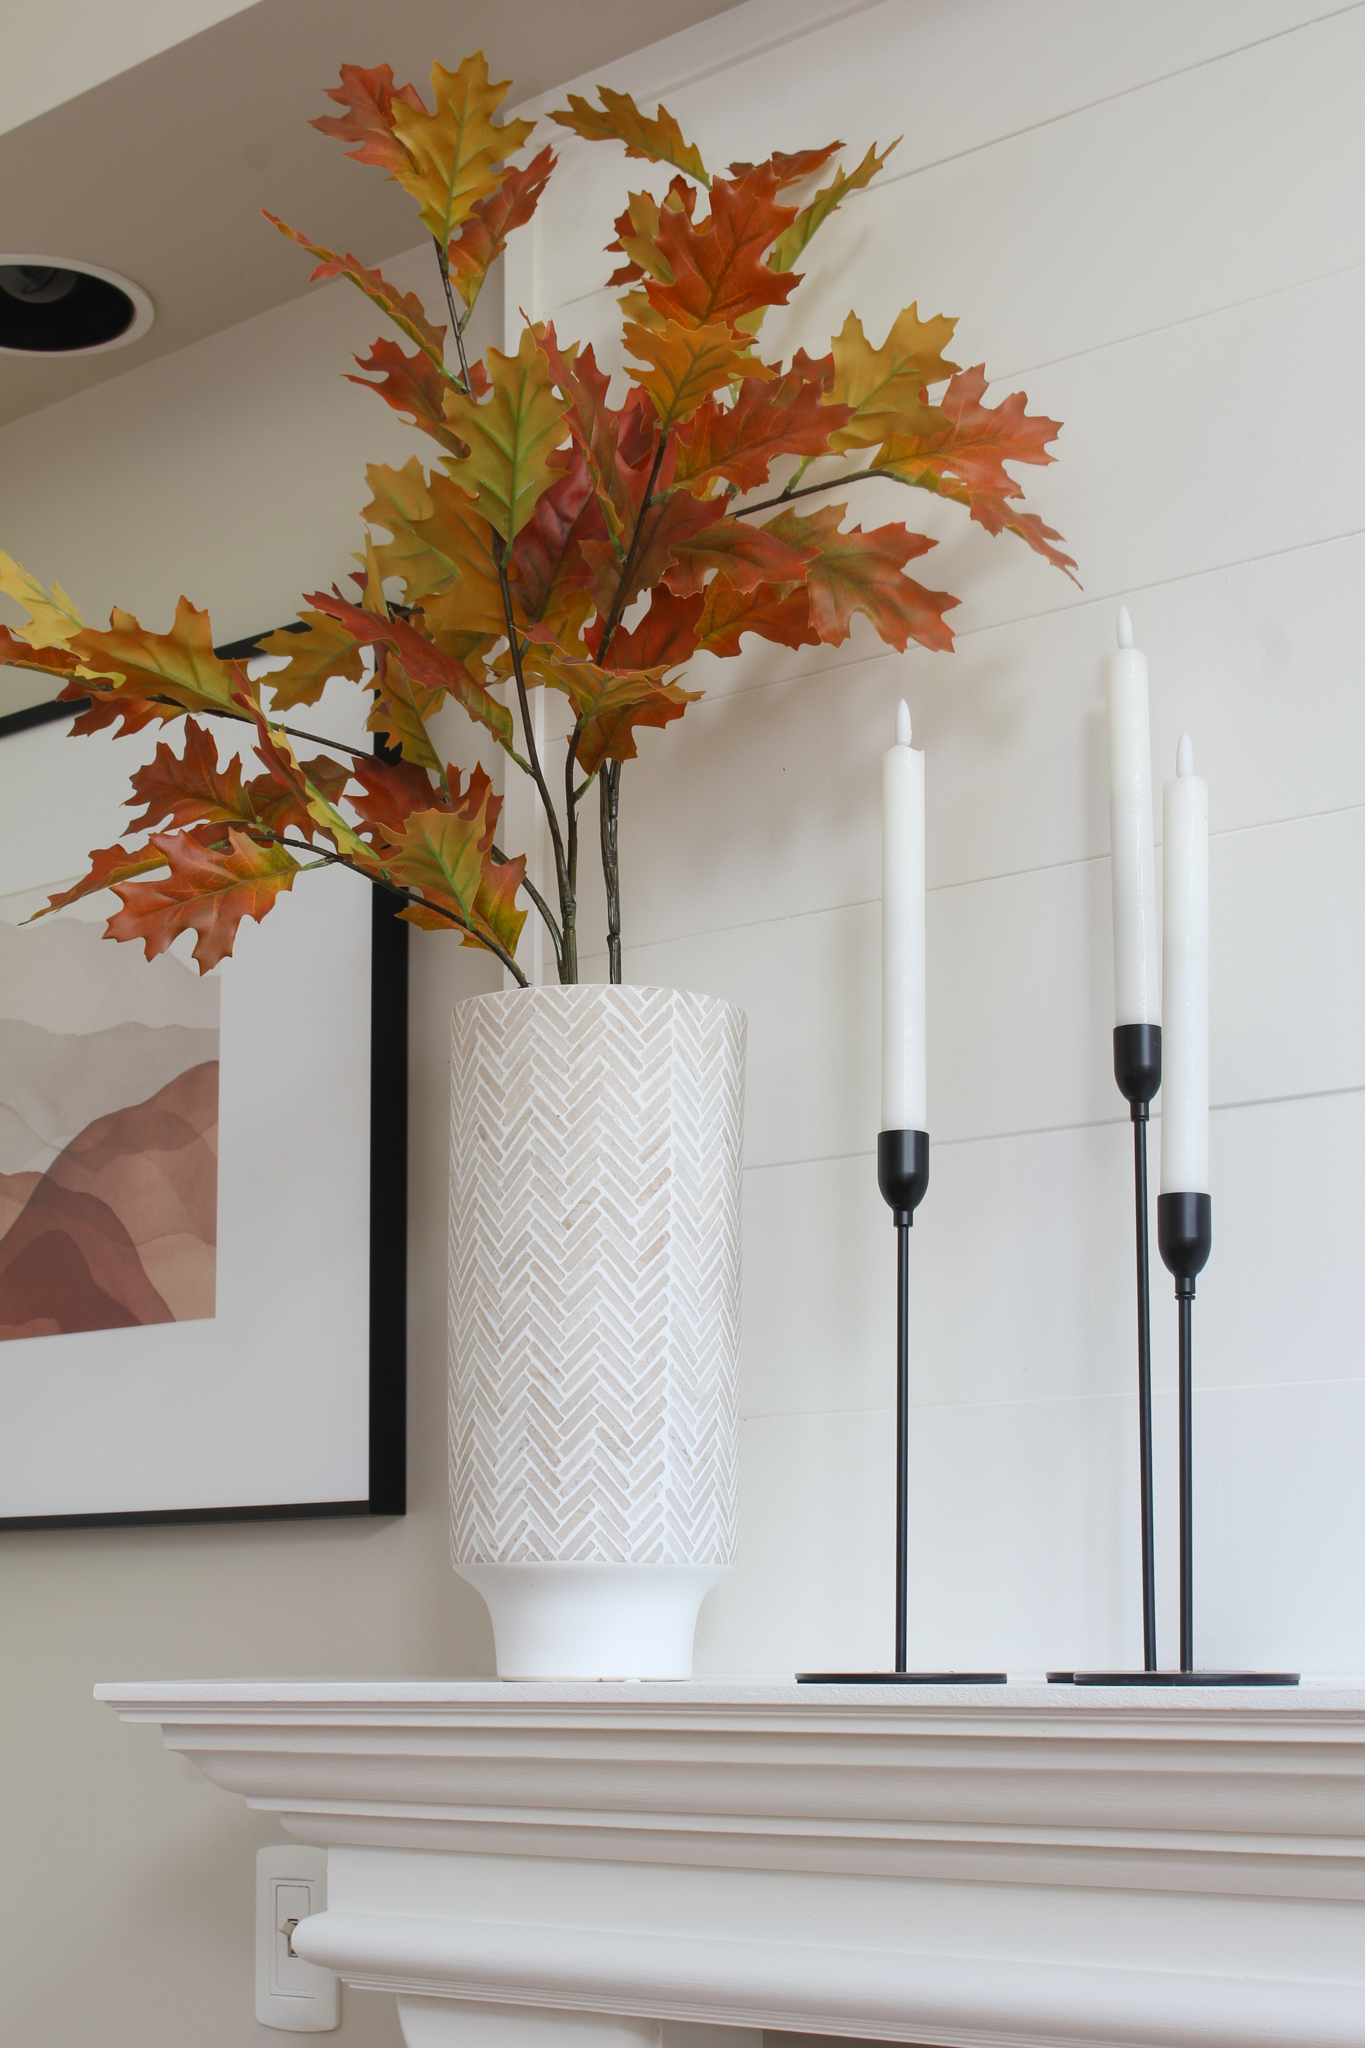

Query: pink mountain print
left=0, top=914, right=221, bottom=1343
left=0, top=1063, right=219, bottom=1338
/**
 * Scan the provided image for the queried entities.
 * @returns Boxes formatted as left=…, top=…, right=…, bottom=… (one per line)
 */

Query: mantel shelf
left=96, top=1681, right=1365, bottom=2048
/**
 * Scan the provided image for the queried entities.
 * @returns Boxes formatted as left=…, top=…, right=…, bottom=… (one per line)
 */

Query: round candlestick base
left=797, top=1671, right=1008, bottom=1685
left=1048, top=1671, right=1299, bottom=1687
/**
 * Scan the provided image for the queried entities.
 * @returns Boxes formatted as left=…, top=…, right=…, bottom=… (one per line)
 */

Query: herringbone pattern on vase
left=449, top=985, right=744, bottom=1566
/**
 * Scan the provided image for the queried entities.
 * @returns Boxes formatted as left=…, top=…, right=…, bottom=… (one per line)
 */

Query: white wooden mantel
left=95, top=1681, right=1365, bottom=2048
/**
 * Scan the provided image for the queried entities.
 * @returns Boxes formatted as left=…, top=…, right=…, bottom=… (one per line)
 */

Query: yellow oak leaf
left=390, top=54, right=535, bottom=248
left=549, top=86, right=708, bottom=187
left=828, top=306, right=961, bottom=450
left=0, top=551, right=84, bottom=650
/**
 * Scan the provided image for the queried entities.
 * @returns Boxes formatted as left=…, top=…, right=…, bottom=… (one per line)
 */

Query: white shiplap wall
left=505, top=0, right=1365, bottom=1678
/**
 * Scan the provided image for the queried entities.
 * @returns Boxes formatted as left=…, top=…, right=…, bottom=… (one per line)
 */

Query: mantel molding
left=96, top=1681, right=1365, bottom=2048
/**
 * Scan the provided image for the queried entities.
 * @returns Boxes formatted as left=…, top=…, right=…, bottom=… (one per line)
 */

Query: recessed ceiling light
left=0, top=254, right=154, bottom=357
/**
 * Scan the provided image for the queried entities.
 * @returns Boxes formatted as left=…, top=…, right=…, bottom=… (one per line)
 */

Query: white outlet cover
left=256, top=1845, right=340, bottom=2032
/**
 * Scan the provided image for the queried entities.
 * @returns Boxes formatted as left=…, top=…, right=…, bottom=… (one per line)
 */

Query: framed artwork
left=0, top=670, right=407, bottom=1529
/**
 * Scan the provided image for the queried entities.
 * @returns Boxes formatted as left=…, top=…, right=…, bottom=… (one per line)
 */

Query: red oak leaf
left=761, top=503, right=959, bottom=653
left=106, top=828, right=299, bottom=973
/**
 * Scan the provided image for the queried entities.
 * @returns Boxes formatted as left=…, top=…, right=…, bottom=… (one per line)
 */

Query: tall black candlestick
left=1158, top=1190, right=1211, bottom=1671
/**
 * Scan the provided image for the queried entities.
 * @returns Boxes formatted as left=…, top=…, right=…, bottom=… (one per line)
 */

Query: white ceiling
left=0, top=0, right=750, bottom=427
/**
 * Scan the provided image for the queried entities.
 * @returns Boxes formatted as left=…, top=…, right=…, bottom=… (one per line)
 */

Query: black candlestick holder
left=1055, top=1187, right=1297, bottom=1687
left=1114, top=1024, right=1162, bottom=1671
left=797, top=1130, right=1007, bottom=1687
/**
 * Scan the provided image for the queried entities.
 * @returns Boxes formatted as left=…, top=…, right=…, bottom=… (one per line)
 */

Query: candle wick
left=1177, top=732, right=1194, bottom=777
left=1116, top=605, right=1134, bottom=650
left=896, top=699, right=912, bottom=747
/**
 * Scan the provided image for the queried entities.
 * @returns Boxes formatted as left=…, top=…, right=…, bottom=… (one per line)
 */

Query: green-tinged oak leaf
left=105, top=828, right=299, bottom=974
left=549, top=86, right=708, bottom=186
left=380, top=775, right=526, bottom=957
left=264, top=212, right=450, bottom=368
left=829, top=306, right=960, bottom=450
left=310, top=63, right=424, bottom=175
left=441, top=325, right=569, bottom=541
left=0, top=552, right=84, bottom=649
left=446, top=146, right=556, bottom=313
left=771, top=139, right=897, bottom=273
left=390, top=54, right=534, bottom=248
left=65, top=597, right=250, bottom=732
left=761, top=503, right=958, bottom=653
left=29, top=841, right=170, bottom=920
left=623, top=317, right=768, bottom=432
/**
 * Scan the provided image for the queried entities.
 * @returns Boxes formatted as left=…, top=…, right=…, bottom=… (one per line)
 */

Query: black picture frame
left=0, top=639, right=407, bottom=1531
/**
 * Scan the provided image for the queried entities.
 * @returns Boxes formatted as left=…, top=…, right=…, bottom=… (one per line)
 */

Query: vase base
left=452, top=1560, right=730, bottom=1680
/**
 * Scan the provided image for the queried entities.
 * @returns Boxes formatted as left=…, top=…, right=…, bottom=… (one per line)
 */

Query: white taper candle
left=882, top=698, right=926, bottom=1131
left=1160, top=734, right=1210, bottom=1194
left=1107, top=605, right=1160, bottom=1026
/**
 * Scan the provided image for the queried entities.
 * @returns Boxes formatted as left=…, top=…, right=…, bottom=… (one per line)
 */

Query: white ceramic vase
left=447, top=984, right=745, bottom=1678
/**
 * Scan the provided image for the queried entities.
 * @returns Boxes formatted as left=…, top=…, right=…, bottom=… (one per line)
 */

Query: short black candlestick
left=796, top=1130, right=1006, bottom=1686
left=1113, top=1024, right=1161, bottom=1671
left=1157, top=1190, right=1211, bottom=1672
left=878, top=1129, right=930, bottom=1671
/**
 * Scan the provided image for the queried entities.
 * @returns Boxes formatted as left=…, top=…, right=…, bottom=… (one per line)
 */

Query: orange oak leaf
left=125, top=717, right=248, bottom=832
left=693, top=575, right=820, bottom=658
left=446, top=145, right=556, bottom=313
left=662, top=514, right=816, bottom=596
left=873, top=365, right=1077, bottom=580
left=255, top=609, right=368, bottom=711
left=527, top=639, right=700, bottom=776
left=729, top=143, right=842, bottom=185
left=549, top=87, right=709, bottom=186
left=348, top=754, right=445, bottom=843
left=310, top=63, right=425, bottom=174
left=760, top=504, right=959, bottom=653
left=673, top=366, right=850, bottom=492
left=241, top=751, right=351, bottom=840
left=0, top=622, right=82, bottom=682
left=507, top=448, right=605, bottom=632
left=623, top=317, right=769, bottom=432
left=106, top=828, right=300, bottom=974
left=646, top=164, right=799, bottom=335
left=348, top=339, right=468, bottom=456
left=31, top=841, right=171, bottom=920
left=308, top=589, right=514, bottom=752
left=580, top=486, right=717, bottom=625
left=829, top=306, right=961, bottom=450
left=264, top=212, right=449, bottom=367
left=600, top=588, right=703, bottom=671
